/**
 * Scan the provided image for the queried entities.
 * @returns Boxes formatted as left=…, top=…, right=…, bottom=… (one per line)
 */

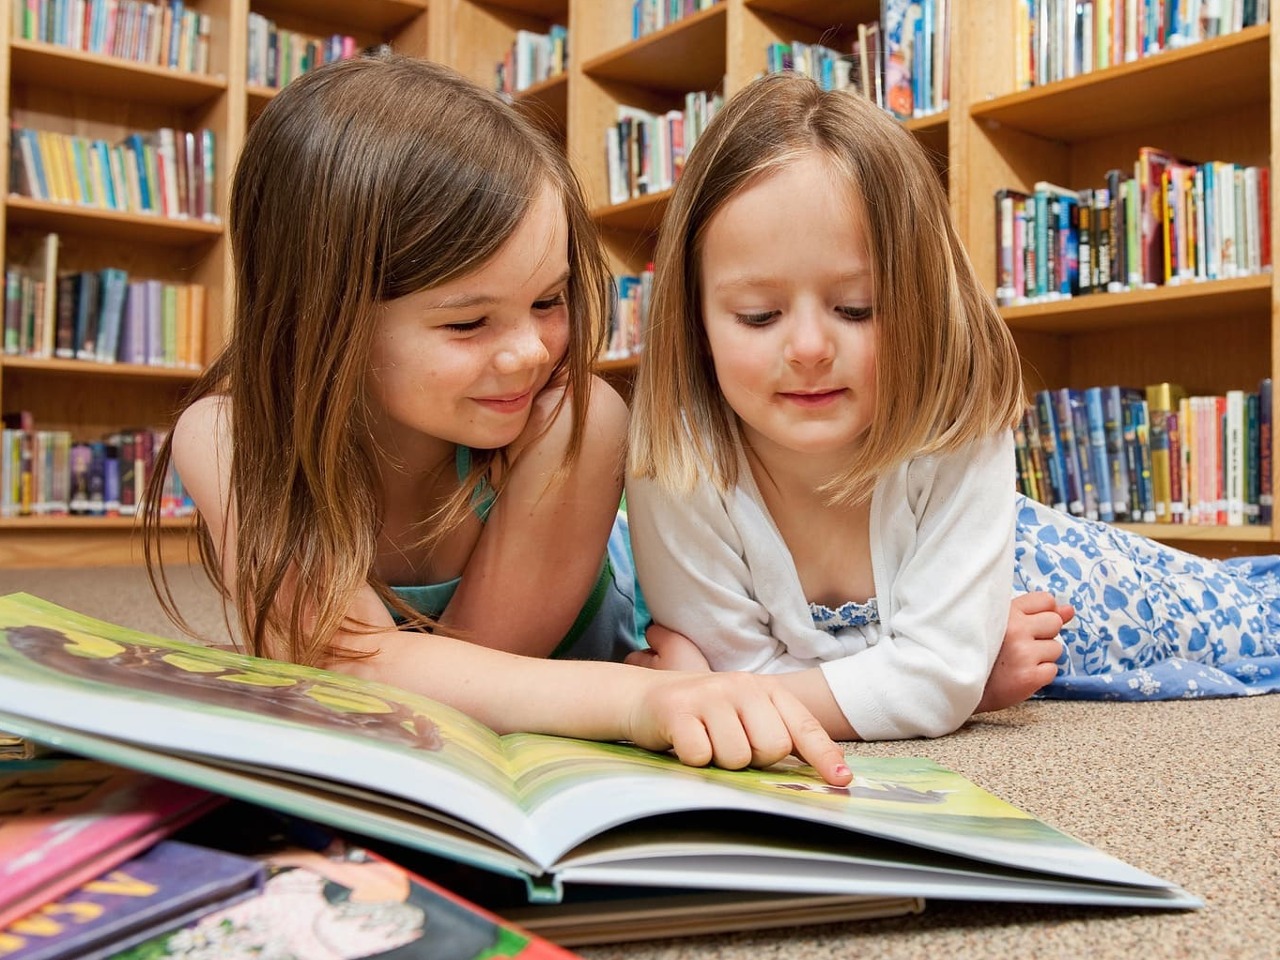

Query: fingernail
left=834, top=763, right=850, bottom=777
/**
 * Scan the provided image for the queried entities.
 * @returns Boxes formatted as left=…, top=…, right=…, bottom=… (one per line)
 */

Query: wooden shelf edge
left=1001, top=273, right=1273, bottom=334
left=0, top=521, right=195, bottom=569
left=9, top=39, right=228, bottom=105
left=1113, top=522, right=1276, bottom=543
left=5, top=196, right=223, bottom=243
left=0, top=356, right=202, bottom=381
left=595, top=355, right=640, bottom=374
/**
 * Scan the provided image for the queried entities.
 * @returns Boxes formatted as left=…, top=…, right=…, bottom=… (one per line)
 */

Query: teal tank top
left=387, top=447, right=641, bottom=661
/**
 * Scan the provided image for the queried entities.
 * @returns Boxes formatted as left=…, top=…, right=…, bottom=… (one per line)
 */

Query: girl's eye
left=533, top=292, right=567, bottom=312
left=838, top=306, right=874, bottom=322
left=734, top=311, right=778, bottom=327
left=444, top=318, right=486, bottom=332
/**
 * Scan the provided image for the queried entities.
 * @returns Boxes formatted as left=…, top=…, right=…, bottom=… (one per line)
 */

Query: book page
left=0, top=594, right=542, bottom=858
left=500, top=736, right=1170, bottom=891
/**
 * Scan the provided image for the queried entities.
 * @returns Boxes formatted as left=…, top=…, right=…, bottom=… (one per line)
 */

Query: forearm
left=774, top=668, right=861, bottom=741
left=331, top=628, right=642, bottom=738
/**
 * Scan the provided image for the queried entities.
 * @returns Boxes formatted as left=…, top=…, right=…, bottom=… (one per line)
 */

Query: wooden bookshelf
left=3, top=0, right=1276, bottom=564
left=0, top=0, right=436, bottom=567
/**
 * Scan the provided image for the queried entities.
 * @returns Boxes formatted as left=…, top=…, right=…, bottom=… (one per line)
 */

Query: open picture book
left=0, top=592, right=1201, bottom=921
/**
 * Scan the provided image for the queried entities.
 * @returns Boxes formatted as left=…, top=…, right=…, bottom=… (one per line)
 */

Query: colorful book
left=0, top=839, right=263, bottom=960
left=0, top=594, right=1201, bottom=919
left=0, top=759, right=223, bottom=929
left=110, top=841, right=576, bottom=960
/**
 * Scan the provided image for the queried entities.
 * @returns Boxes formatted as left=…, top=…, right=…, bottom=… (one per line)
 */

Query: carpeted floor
left=1, top=564, right=1277, bottom=959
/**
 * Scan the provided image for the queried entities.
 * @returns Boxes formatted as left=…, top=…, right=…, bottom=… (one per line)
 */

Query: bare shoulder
left=171, top=395, right=233, bottom=515
left=513, top=374, right=628, bottom=464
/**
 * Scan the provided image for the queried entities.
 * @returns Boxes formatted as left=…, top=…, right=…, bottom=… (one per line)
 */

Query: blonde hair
left=630, top=72, right=1022, bottom=503
left=144, top=53, right=610, bottom=665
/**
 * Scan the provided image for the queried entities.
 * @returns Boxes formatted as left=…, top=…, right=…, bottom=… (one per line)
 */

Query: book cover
left=110, top=839, right=577, bottom=960
left=0, top=839, right=263, bottom=960
left=0, top=758, right=224, bottom=929
left=0, top=594, right=1201, bottom=915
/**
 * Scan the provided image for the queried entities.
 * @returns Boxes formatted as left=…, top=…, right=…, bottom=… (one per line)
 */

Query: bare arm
left=439, top=376, right=628, bottom=657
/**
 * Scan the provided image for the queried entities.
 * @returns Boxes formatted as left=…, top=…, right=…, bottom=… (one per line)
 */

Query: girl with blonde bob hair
left=628, top=73, right=1280, bottom=738
left=142, top=55, right=851, bottom=784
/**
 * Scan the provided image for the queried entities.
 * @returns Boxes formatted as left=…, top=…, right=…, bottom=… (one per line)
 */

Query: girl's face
left=368, top=182, right=571, bottom=465
left=699, top=153, right=877, bottom=471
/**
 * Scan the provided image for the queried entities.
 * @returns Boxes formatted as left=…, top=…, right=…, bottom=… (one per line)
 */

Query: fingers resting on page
left=630, top=672, right=852, bottom=787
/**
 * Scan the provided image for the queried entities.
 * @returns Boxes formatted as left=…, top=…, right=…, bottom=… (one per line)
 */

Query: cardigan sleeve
left=626, top=473, right=816, bottom=675
left=819, top=431, right=1016, bottom=740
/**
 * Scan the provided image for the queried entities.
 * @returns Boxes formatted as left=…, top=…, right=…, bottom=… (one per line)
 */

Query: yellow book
left=1146, top=383, right=1187, bottom=523
left=186, top=283, right=207, bottom=369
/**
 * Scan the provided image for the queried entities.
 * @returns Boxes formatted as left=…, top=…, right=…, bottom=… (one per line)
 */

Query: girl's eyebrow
left=424, top=270, right=571, bottom=311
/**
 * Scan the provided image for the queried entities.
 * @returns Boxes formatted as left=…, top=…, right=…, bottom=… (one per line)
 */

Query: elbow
left=910, top=675, right=985, bottom=739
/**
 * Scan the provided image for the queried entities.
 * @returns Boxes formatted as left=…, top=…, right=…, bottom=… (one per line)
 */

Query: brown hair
left=144, top=53, right=610, bottom=665
left=630, top=72, right=1023, bottom=503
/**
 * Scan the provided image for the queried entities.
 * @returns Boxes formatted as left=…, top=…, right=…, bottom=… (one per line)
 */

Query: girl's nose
left=783, top=312, right=835, bottom=367
left=494, top=320, right=551, bottom=373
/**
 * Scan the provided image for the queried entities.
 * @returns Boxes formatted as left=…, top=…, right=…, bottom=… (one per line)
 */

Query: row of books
left=632, top=0, right=720, bottom=40
left=9, top=124, right=218, bottom=223
left=1017, top=381, right=1273, bottom=527
left=495, top=25, right=568, bottom=96
left=604, top=90, right=723, bottom=206
left=1015, top=0, right=1271, bottom=90
left=245, top=11, right=360, bottom=91
left=4, top=232, right=206, bottom=368
left=0, top=415, right=193, bottom=519
left=604, top=265, right=654, bottom=362
left=994, top=151, right=1271, bottom=306
left=882, top=0, right=950, bottom=119
left=10, top=0, right=214, bottom=74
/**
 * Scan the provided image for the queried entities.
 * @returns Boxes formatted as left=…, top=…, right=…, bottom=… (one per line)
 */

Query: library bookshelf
left=0, top=0, right=434, bottom=567
left=2, top=0, right=1275, bottom=566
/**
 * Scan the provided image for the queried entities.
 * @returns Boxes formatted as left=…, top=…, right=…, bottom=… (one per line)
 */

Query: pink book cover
left=0, top=758, right=222, bottom=929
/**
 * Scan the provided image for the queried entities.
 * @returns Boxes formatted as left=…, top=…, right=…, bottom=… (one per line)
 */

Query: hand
left=627, top=671, right=853, bottom=787
left=975, top=591, right=1071, bottom=714
left=625, top=624, right=713, bottom=672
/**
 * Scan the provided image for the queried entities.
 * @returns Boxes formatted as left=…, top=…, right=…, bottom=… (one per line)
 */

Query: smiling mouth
left=780, top=388, right=846, bottom=404
left=474, top=390, right=534, bottom=412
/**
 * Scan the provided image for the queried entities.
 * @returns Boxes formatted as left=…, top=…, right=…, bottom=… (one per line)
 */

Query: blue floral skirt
left=1013, top=495, right=1280, bottom=700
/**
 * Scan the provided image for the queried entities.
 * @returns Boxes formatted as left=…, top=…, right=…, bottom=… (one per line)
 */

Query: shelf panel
left=590, top=188, right=673, bottom=233
left=513, top=72, right=568, bottom=130
left=1114, top=522, right=1275, bottom=543
left=252, top=0, right=429, bottom=34
left=479, top=0, right=569, bottom=18
left=1001, top=274, right=1272, bottom=334
left=8, top=40, right=228, bottom=107
left=744, top=0, right=879, bottom=29
left=0, top=516, right=161, bottom=530
left=970, top=24, right=1271, bottom=142
left=595, top=355, right=640, bottom=375
left=0, top=519, right=192, bottom=568
left=581, top=5, right=727, bottom=93
left=5, top=196, right=222, bottom=246
left=1, top=357, right=201, bottom=382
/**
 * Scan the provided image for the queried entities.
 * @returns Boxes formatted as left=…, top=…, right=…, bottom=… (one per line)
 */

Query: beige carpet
left=1, top=565, right=1277, bottom=959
